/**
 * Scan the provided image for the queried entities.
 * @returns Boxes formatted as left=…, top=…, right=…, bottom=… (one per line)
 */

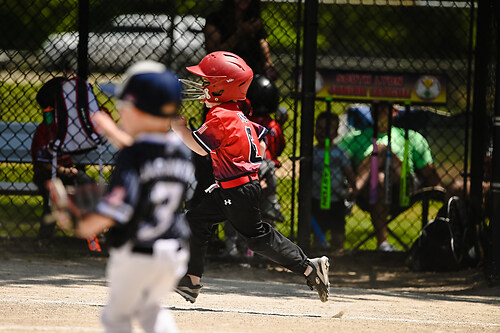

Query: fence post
left=77, top=0, right=89, bottom=79
left=490, top=1, right=500, bottom=282
left=290, top=0, right=303, bottom=241
left=470, top=0, right=492, bottom=265
left=298, top=0, right=318, bottom=252
left=463, top=1, right=475, bottom=201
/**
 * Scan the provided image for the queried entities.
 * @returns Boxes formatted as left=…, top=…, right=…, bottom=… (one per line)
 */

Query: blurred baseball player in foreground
left=173, top=51, right=330, bottom=303
left=53, top=61, right=193, bottom=333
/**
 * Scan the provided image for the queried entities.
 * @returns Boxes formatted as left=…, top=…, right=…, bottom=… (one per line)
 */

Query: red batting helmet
left=186, top=51, right=253, bottom=103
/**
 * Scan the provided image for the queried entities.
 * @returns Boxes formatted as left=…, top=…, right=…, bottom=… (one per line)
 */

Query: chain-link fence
left=312, top=1, right=474, bottom=252
left=0, top=1, right=492, bottom=258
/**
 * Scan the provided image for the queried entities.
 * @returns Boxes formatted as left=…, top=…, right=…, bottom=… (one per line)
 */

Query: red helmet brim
left=186, top=65, right=226, bottom=79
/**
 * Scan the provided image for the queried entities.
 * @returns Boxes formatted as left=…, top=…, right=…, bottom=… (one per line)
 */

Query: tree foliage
left=0, top=0, right=471, bottom=59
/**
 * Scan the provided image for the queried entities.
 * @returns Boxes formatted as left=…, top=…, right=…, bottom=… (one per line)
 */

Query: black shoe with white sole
left=305, top=256, right=330, bottom=302
left=175, top=275, right=202, bottom=303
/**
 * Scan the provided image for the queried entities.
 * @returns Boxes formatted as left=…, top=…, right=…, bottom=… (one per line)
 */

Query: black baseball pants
left=185, top=180, right=309, bottom=277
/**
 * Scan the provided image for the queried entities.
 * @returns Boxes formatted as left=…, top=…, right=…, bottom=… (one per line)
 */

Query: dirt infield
left=1, top=238, right=499, bottom=332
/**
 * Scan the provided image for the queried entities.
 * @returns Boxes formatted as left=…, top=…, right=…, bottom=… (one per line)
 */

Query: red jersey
left=31, top=122, right=73, bottom=172
left=192, top=102, right=267, bottom=181
left=248, top=114, right=286, bottom=167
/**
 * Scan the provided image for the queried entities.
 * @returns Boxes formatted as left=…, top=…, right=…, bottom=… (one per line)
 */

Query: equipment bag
left=407, top=196, right=464, bottom=272
left=37, top=76, right=104, bottom=154
left=36, top=76, right=106, bottom=179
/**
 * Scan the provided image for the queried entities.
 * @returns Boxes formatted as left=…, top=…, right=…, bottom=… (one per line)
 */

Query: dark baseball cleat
left=175, top=275, right=202, bottom=303
left=305, top=256, right=330, bottom=302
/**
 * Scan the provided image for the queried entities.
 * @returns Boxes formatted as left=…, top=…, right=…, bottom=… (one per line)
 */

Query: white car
left=40, top=14, right=205, bottom=72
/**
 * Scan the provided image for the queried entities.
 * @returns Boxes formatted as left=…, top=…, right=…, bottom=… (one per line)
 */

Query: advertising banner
left=313, top=69, right=447, bottom=105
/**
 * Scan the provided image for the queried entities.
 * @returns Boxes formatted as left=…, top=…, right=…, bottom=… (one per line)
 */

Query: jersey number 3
left=245, top=126, right=263, bottom=164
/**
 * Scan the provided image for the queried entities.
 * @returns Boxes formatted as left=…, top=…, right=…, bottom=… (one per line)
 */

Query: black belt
left=131, top=246, right=153, bottom=255
left=131, top=241, right=187, bottom=255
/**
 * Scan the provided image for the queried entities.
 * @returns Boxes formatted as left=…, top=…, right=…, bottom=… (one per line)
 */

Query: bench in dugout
left=1, top=77, right=119, bottom=196
left=0, top=121, right=116, bottom=195
left=352, top=186, right=446, bottom=251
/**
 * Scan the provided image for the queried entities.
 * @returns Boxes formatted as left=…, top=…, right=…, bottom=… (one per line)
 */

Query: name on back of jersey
left=140, top=158, right=194, bottom=183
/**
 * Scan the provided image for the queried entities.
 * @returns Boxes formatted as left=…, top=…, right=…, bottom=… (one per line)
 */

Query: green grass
left=0, top=156, right=445, bottom=248
left=265, top=175, right=443, bottom=251
left=0, top=195, right=43, bottom=237
left=344, top=200, right=443, bottom=251
left=273, top=177, right=443, bottom=251
left=1, top=83, right=42, bottom=122
left=0, top=163, right=112, bottom=183
left=0, top=194, right=72, bottom=238
left=1, top=163, right=33, bottom=182
left=0, top=163, right=112, bottom=238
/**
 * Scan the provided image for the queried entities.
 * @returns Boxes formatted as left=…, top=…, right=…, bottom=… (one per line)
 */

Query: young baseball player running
left=55, top=61, right=193, bottom=333
left=172, top=51, right=330, bottom=303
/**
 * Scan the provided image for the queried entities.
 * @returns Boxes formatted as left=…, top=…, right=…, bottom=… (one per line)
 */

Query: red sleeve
left=192, top=116, right=224, bottom=153
left=251, top=121, right=268, bottom=141
left=31, top=123, right=55, bottom=165
left=264, top=121, right=286, bottom=165
left=31, top=123, right=72, bottom=167
left=273, top=124, right=286, bottom=157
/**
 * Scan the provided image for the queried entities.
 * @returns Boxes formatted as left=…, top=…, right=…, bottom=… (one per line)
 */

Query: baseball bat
left=320, top=98, right=332, bottom=210
left=384, top=104, right=393, bottom=205
left=311, top=216, right=330, bottom=248
left=400, top=102, right=411, bottom=207
left=369, top=103, right=379, bottom=205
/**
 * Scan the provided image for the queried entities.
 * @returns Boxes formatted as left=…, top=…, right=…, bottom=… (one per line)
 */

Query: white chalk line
left=168, top=305, right=324, bottom=318
left=343, top=315, right=500, bottom=327
left=0, top=298, right=320, bottom=318
left=0, top=326, right=101, bottom=332
left=170, top=306, right=500, bottom=326
left=1, top=298, right=499, bottom=327
left=0, top=298, right=104, bottom=307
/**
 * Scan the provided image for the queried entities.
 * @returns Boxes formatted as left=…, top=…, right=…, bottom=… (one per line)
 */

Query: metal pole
left=463, top=0, right=476, bottom=201
left=470, top=0, right=492, bottom=260
left=164, top=0, right=177, bottom=67
left=77, top=0, right=89, bottom=79
left=490, top=0, right=500, bottom=281
left=298, top=0, right=318, bottom=252
left=290, top=0, right=303, bottom=241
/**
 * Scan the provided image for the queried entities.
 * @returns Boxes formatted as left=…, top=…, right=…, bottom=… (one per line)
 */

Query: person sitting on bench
left=31, top=104, right=94, bottom=240
left=338, top=102, right=442, bottom=251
